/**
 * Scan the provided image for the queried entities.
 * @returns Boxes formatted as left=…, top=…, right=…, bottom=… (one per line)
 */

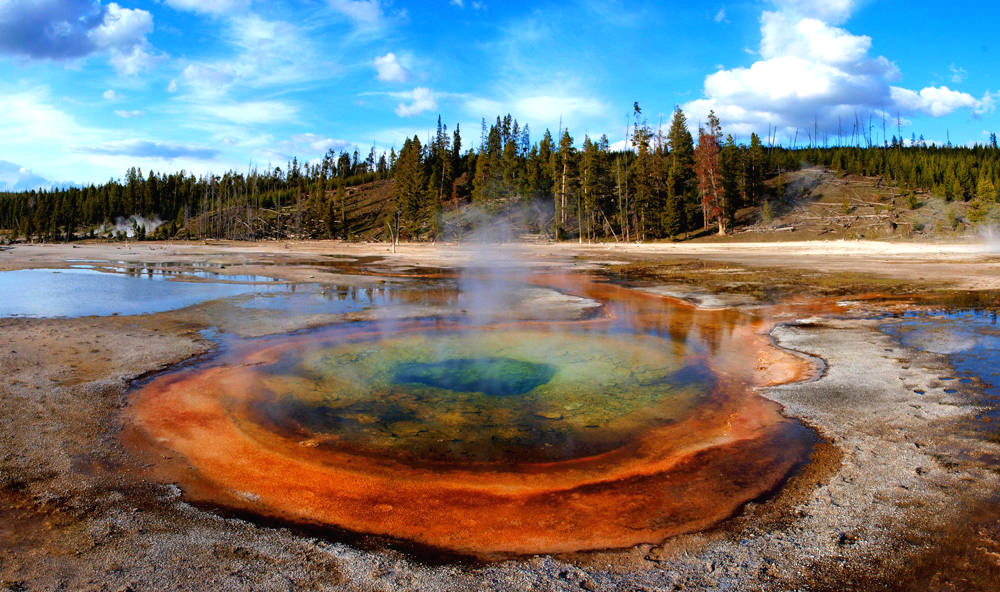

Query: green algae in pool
left=391, top=357, right=556, bottom=397
left=248, top=329, right=714, bottom=464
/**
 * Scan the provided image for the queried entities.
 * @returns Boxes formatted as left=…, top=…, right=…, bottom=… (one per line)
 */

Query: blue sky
left=0, top=0, right=997, bottom=189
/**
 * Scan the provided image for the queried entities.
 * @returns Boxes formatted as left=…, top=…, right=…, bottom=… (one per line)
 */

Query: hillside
left=337, top=166, right=992, bottom=244
left=708, top=167, right=988, bottom=242
left=176, top=179, right=395, bottom=242
left=337, top=179, right=395, bottom=240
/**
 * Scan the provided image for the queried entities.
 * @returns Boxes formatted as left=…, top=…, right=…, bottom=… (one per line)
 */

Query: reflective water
left=236, top=283, right=437, bottom=315
left=96, top=261, right=282, bottom=283
left=881, top=304, right=1000, bottom=441
left=0, top=267, right=281, bottom=318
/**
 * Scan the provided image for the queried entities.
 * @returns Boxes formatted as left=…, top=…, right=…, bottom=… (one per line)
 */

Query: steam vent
left=128, top=274, right=818, bottom=555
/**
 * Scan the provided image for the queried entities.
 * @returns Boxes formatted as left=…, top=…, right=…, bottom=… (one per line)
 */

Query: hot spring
left=127, top=270, right=820, bottom=555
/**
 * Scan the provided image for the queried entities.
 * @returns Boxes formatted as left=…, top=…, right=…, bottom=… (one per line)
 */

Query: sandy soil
left=7, top=237, right=1000, bottom=288
left=1, top=240, right=999, bottom=591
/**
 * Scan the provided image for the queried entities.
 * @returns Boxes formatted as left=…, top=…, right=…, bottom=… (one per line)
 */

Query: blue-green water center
left=391, top=357, right=557, bottom=397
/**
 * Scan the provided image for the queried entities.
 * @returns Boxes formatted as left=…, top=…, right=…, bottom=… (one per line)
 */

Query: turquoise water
left=0, top=267, right=279, bottom=318
left=392, top=357, right=557, bottom=397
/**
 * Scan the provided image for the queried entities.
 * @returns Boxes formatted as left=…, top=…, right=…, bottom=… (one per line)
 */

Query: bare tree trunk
left=560, top=160, right=568, bottom=228
left=616, top=159, right=628, bottom=242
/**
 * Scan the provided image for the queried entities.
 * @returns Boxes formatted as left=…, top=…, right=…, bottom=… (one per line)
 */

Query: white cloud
left=395, top=87, right=437, bottom=117
left=327, top=0, right=384, bottom=28
left=163, top=0, right=249, bottom=15
left=516, top=95, right=607, bottom=122
left=0, top=160, right=53, bottom=191
left=277, top=133, right=352, bottom=157
left=464, top=96, right=504, bottom=116
left=103, top=89, right=120, bottom=100
left=890, top=86, right=979, bottom=117
left=0, top=86, right=116, bottom=181
left=373, top=52, right=409, bottom=82
left=683, top=2, right=984, bottom=140
left=108, top=43, right=162, bottom=75
left=977, top=91, right=999, bottom=116
left=114, top=109, right=143, bottom=118
left=714, top=8, right=727, bottom=23
left=759, top=12, right=883, bottom=70
left=771, top=0, right=855, bottom=24
left=170, top=15, right=322, bottom=98
left=464, top=92, right=608, bottom=128
left=199, top=101, right=298, bottom=124
left=88, top=3, right=151, bottom=48
left=174, top=63, right=237, bottom=98
left=949, top=64, right=967, bottom=84
left=80, top=139, right=219, bottom=159
left=90, top=2, right=160, bottom=75
left=0, top=1, right=159, bottom=74
left=296, top=134, right=350, bottom=152
left=0, top=86, right=243, bottom=184
left=0, top=87, right=90, bottom=143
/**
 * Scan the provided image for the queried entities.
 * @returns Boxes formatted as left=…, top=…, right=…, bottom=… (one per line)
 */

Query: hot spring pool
left=246, top=329, right=713, bottom=464
left=127, top=273, right=818, bottom=555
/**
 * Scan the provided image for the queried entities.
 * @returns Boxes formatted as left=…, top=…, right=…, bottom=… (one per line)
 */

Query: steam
left=99, top=214, right=164, bottom=238
left=977, top=225, right=1000, bottom=253
left=439, top=201, right=604, bottom=328
left=440, top=198, right=553, bottom=242
left=372, top=199, right=597, bottom=364
left=452, top=206, right=533, bottom=325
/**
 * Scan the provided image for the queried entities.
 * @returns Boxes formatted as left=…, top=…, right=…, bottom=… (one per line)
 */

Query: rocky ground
left=1, top=240, right=998, bottom=591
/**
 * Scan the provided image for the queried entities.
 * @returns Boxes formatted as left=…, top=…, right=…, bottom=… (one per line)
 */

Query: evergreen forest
left=1, top=106, right=999, bottom=243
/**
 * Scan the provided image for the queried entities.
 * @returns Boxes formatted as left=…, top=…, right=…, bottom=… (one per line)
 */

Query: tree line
left=390, top=107, right=768, bottom=241
left=1, top=106, right=998, bottom=243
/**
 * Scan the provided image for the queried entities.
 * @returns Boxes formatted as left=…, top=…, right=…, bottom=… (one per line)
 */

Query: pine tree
left=745, top=133, right=765, bottom=207
left=666, top=107, right=695, bottom=236
left=579, top=136, right=596, bottom=242
left=554, top=130, right=575, bottom=239
left=393, top=136, right=427, bottom=234
left=630, top=117, right=656, bottom=240
left=977, top=170, right=997, bottom=202
left=719, top=135, right=741, bottom=230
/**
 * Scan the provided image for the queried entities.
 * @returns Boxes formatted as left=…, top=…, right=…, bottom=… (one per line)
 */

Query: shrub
left=947, top=207, right=961, bottom=229
left=761, top=200, right=773, bottom=226
left=967, top=200, right=990, bottom=225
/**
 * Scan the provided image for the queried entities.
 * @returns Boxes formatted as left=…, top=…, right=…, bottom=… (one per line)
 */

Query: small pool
left=0, top=267, right=281, bottom=318
left=882, top=306, right=1000, bottom=441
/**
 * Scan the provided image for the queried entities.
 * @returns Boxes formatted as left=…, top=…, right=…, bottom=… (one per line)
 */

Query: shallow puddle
left=881, top=302, right=1000, bottom=442
left=0, top=267, right=282, bottom=318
